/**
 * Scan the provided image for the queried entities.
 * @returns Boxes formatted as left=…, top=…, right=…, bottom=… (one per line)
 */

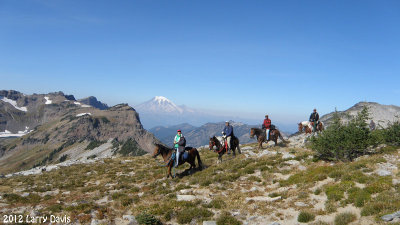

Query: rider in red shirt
left=263, top=115, right=271, bottom=141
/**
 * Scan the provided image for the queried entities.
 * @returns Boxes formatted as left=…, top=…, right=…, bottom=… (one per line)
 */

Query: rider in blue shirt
left=222, top=121, right=234, bottom=154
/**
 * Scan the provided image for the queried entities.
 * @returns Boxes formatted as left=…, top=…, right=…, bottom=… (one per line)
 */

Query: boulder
left=177, top=195, right=196, bottom=201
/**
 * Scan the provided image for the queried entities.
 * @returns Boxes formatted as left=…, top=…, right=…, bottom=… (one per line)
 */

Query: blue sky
left=1, top=0, right=399, bottom=125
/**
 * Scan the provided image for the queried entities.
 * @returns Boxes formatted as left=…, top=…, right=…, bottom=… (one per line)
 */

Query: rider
left=369, top=120, right=376, bottom=131
left=263, top=115, right=271, bottom=141
left=174, top=129, right=186, bottom=167
left=222, top=121, right=234, bottom=154
left=309, top=108, right=320, bottom=132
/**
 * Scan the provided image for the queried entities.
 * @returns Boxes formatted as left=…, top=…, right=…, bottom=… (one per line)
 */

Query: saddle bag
left=270, top=124, right=276, bottom=130
left=182, top=152, right=189, bottom=161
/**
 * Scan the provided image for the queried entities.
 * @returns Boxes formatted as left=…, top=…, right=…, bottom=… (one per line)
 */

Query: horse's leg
left=167, top=166, right=172, bottom=178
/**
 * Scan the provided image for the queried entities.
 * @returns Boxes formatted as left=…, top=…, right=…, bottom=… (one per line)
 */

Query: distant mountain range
left=149, top=121, right=291, bottom=148
left=134, top=96, right=296, bottom=133
left=135, top=96, right=215, bottom=128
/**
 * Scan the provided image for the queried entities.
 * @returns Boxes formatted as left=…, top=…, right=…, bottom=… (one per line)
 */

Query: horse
left=152, top=144, right=203, bottom=178
left=298, top=121, right=313, bottom=134
left=250, top=127, right=287, bottom=150
left=209, top=136, right=241, bottom=163
left=310, top=121, right=324, bottom=132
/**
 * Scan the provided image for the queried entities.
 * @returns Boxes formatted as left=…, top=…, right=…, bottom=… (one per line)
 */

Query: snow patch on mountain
left=74, top=101, right=91, bottom=108
left=44, top=96, right=52, bottom=105
left=0, top=97, right=27, bottom=112
left=76, top=113, right=91, bottom=117
left=0, top=127, right=32, bottom=138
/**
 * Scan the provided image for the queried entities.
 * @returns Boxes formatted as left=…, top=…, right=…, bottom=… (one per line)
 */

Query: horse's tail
left=235, top=137, right=241, bottom=154
left=279, top=131, right=289, bottom=143
left=195, top=149, right=203, bottom=169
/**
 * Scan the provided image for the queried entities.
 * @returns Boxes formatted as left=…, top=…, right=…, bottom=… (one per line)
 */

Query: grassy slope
left=0, top=143, right=399, bottom=225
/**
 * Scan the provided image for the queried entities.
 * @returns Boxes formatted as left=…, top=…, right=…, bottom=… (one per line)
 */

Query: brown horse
left=310, top=121, right=324, bottom=132
left=250, top=128, right=287, bottom=149
left=298, top=123, right=312, bottom=134
left=152, top=144, right=203, bottom=178
left=209, top=136, right=241, bottom=163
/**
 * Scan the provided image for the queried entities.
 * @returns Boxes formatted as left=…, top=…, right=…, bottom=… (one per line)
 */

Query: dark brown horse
left=250, top=128, right=287, bottom=149
left=152, top=144, right=203, bottom=178
left=209, top=136, right=241, bottom=163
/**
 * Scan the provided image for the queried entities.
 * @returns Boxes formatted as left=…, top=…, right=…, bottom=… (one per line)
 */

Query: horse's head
left=298, top=123, right=303, bottom=132
left=152, top=144, right=162, bottom=158
left=209, top=137, right=216, bottom=150
left=250, top=128, right=255, bottom=138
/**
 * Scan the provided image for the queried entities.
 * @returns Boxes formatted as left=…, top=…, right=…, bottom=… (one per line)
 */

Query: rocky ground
left=0, top=134, right=399, bottom=225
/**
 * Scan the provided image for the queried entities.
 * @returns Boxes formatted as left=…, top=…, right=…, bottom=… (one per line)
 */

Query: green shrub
left=46, top=204, right=63, bottom=213
left=247, top=175, right=262, bottom=182
left=345, top=187, right=370, bottom=207
left=111, top=192, right=126, bottom=200
left=297, top=211, right=315, bottom=223
left=325, top=200, right=337, bottom=213
left=176, top=207, right=213, bottom=224
left=361, top=190, right=400, bottom=216
left=87, top=154, right=97, bottom=159
left=334, top=212, right=356, bottom=225
left=136, top=212, right=162, bottom=225
left=217, top=211, right=242, bottom=225
left=85, top=140, right=105, bottom=150
left=310, top=107, right=372, bottom=161
left=384, top=120, right=400, bottom=145
left=310, top=221, right=330, bottom=225
left=119, top=138, right=147, bottom=156
left=204, top=199, right=226, bottom=209
left=59, top=154, right=68, bottom=162
left=3, top=193, right=41, bottom=204
left=120, top=196, right=134, bottom=207
left=100, top=116, right=110, bottom=124
left=325, top=184, right=344, bottom=201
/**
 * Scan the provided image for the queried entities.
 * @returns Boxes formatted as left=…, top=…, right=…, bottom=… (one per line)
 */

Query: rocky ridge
left=321, top=101, right=400, bottom=128
left=0, top=90, right=160, bottom=174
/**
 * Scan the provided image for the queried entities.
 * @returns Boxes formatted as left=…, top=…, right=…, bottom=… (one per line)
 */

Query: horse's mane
left=155, top=143, right=172, bottom=153
left=251, top=127, right=263, bottom=132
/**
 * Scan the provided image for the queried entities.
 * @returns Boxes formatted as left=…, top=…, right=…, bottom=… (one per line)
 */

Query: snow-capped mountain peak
left=136, top=96, right=184, bottom=114
left=154, top=96, right=171, bottom=103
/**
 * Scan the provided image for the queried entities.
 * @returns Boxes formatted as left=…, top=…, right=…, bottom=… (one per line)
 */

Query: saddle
left=172, top=147, right=191, bottom=166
